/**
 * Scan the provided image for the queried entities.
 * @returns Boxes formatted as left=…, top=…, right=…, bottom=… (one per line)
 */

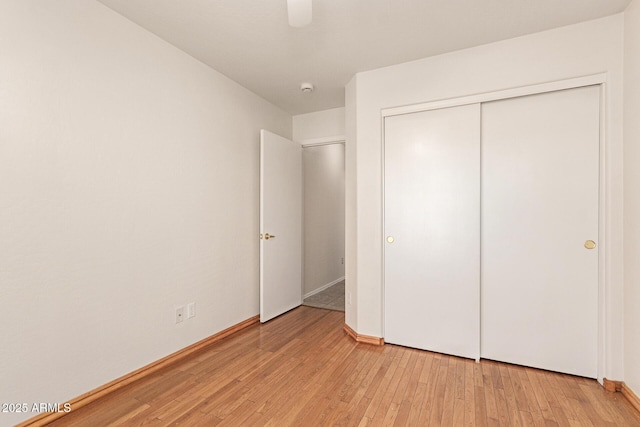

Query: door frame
left=380, top=73, right=608, bottom=382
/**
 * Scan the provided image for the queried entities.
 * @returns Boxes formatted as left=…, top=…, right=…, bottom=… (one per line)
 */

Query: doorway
left=302, top=141, right=345, bottom=312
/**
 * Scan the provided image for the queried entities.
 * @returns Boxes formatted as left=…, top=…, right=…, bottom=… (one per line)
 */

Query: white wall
left=293, top=108, right=346, bottom=296
left=0, top=1, right=291, bottom=425
left=345, top=82, right=358, bottom=328
left=346, top=15, right=625, bottom=380
left=293, top=107, right=345, bottom=142
left=624, top=0, right=640, bottom=396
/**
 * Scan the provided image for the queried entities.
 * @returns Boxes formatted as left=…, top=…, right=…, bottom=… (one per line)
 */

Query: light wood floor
left=49, top=306, right=640, bottom=426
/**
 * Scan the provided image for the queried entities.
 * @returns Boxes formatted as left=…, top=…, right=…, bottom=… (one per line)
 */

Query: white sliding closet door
left=384, top=104, right=480, bottom=359
left=481, top=86, right=600, bottom=378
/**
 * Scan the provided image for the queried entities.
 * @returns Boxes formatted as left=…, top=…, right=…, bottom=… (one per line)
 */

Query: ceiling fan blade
left=287, top=0, right=312, bottom=27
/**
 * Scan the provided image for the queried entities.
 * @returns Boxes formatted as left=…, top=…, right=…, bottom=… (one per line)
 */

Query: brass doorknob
left=584, top=240, right=596, bottom=249
left=264, top=233, right=276, bottom=240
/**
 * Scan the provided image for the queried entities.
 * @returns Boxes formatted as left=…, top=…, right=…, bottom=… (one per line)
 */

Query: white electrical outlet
left=341, top=257, right=344, bottom=265
left=347, top=291, right=352, bottom=305
left=176, top=306, right=185, bottom=323
left=187, top=302, right=196, bottom=319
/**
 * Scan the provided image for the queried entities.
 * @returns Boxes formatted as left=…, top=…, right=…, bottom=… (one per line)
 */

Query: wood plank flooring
left=48, top=306, right=640, bottom=426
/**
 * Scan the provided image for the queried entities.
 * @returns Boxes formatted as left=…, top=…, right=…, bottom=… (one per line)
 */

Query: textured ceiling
left=96, top=0, right=630, bottom=115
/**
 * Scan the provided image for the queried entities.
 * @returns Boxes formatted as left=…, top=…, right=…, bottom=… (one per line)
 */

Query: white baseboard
left=304, top=276, right=345, bottom=299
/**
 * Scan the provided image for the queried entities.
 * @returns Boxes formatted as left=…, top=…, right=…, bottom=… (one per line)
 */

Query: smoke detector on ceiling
left=300, top=83, right=314, bottom=93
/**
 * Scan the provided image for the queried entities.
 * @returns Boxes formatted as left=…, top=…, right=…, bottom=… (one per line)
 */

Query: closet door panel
left=384, top=104, right=480, bottom=359
left=481, top=86, right=600, bottom=378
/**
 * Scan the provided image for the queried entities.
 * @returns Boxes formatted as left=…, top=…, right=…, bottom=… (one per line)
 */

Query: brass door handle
left=264, top=233, right=276, bottom=240
left=584, top=240, right=596, bottom=249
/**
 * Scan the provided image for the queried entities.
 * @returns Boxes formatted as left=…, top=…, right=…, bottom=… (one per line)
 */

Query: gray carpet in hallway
left=302, top=280, right=345, bottom=312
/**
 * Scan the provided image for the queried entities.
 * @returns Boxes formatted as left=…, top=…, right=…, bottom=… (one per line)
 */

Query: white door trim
left=381, top=73, right=607, bottom=118
left=299, top=135, right=346, bottom=147
left=380, top=73, right=608, bottom=383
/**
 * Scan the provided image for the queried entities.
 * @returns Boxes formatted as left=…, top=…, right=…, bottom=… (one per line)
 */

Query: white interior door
left=481, top=86, right=600, bottom=378
left=260, top=130, right=302, bottom=323
left=384, top=104, right=480, bottom=360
